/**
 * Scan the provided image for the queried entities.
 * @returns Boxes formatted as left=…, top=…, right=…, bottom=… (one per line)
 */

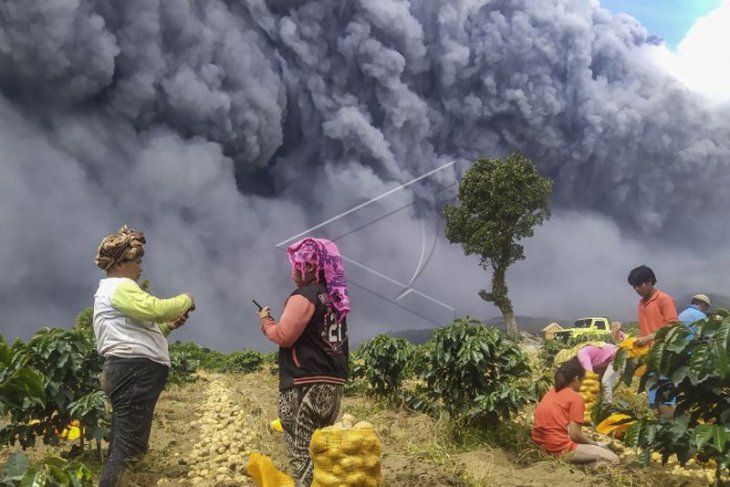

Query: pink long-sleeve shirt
left=576, top=345, right=618, bottom=373
left=260, top=295, right=315, bottom=348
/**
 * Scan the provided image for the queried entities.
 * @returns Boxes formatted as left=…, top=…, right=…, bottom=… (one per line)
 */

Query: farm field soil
left=0, top=371, right=709, bottom=486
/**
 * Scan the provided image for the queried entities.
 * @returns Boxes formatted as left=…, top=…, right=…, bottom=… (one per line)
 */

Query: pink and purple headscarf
left=287, top=238, right=350, bottom=324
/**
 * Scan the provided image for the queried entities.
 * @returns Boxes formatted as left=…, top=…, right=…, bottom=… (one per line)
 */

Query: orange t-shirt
left=532, top=387, right=584, bottom=454
left=637, top=289, right=678, bottom=337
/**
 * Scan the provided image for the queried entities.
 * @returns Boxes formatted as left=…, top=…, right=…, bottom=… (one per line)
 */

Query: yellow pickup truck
left=554, top=317, right=612, bottom=342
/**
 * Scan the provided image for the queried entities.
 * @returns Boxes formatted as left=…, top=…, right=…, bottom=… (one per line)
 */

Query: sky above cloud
left=600, top=0, right=722, bottom=47
left=601, top=0, right=730, bottom=101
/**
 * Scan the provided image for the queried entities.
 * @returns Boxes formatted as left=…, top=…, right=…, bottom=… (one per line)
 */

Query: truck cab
left=554, top=317, right=611, bottom=342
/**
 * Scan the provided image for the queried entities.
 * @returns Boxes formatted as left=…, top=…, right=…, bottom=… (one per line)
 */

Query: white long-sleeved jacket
left=93, top=277, right=192, bottom=366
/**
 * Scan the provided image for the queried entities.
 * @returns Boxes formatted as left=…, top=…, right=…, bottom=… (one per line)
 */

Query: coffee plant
left=168, top=340, right=210, bottom=363
left=0, top=336, right=45, bottom=417
left=353, top=335, right=414, bottom=397
left=168, top=341, right=203, bottom=385
left=616, top=313, right=730, bottom=485
left=424, top=317, right=534, bottom=426
left=539, top=339, right=568, bottom=368
left=167, top=341, right=266, bottom=380
left=224, top=350, right=264, bottom=374
left=0, top=452, right=93, bottom=487
left=406, top=341, right=434, bottom=379
left=0, top=326, right=108, bottom=450
left=199, top=349, right=264, bottom=374
left=263, top=351, right=279, bottom=376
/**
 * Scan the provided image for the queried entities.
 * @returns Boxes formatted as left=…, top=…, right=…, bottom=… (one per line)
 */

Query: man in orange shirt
left=628, top=265, right=678, bottom=345
left=627, top=265, right=678, bottom=416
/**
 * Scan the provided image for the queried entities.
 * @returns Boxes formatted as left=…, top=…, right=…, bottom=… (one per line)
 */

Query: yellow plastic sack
left=50, top=419, right=82, bottom=441
left=59, top=420, right=82, bottom=441
left=617, top=337, right=649, bottom=376
left=595, top=413, right=634, bottom=439
left=309, top=421, right=383, bottom=487
left=247, top=452, right=295, bottom=487
left=270, top=418, right=284, bottom=433
left=554, top=341, right=607, bottom=366
left=580, top=371, right=600, bottom=424
left=619, top=337, right=649, bottom=358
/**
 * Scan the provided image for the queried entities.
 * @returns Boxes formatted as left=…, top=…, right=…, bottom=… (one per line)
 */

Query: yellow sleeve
left=112, top=279, right=192, bottom=324
left=159, top=323, right=173, bottom=337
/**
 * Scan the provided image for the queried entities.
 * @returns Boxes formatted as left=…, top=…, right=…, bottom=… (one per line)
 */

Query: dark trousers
left=99, top=357, right=169, bottom=487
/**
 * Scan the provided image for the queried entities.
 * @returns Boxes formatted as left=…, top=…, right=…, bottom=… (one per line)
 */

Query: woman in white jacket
left=93, top=225, right=194, bottom=487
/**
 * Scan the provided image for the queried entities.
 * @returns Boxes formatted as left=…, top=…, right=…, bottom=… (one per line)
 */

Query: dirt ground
left=456, top=448, right=594, bottom=487
left=0, top=371, right=711, bottom=487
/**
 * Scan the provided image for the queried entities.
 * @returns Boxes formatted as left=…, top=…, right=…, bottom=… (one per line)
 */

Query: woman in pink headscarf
left=257, top=237, right=350, bottom=486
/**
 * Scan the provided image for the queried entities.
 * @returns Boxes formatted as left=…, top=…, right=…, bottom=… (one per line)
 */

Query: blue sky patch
left=600, top=0, right=722, bottom=48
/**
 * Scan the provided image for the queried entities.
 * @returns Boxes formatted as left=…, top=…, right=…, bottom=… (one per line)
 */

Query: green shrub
left=0, top=337, right=45, bottom=418
left=168, top=341, right=209, bottom=385
left=223, top=350, right=264, bottom=374
left=199, top=349, right=263, bottom=374
left=538, top=339, right=568, bottom=368
left=168, top=341, right=208, bottom=363
left=407, top=341, right=434, bottom=378
left=200, top=350, right=228, bottom=372
left=262, top=351, right=278, bottom=375
left=424, top=317, right=533, bottom=426
left=617, top=313, right=730, bottom=482
left=344, top=350, right=367, bottom=395
left=353, top=335, right=414, bottom=397
left=168, top=348, right=200, bottom=386
left=0, top=326, right=108, bottom=451
left=0, top=452, right=93, bottom=486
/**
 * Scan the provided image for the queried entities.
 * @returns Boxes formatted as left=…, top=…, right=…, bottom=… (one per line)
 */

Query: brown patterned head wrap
left=95, top=225, right=146, bottom=270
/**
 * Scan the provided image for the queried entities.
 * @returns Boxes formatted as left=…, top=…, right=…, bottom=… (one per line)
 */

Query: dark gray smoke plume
left=1, top=0, right=729, bottom=350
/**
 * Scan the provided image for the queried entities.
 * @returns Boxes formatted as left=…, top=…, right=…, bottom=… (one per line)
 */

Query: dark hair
left=628, top=265, right=656, bottom=287
left=555, top=357, right=585, bottom=392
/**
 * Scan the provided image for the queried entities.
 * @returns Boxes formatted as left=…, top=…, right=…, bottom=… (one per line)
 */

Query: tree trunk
left=491, top=264, right=520, bottom=340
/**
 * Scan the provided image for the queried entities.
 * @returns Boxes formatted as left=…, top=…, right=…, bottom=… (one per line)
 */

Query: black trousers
left=99, top=357, right=169, bottom=487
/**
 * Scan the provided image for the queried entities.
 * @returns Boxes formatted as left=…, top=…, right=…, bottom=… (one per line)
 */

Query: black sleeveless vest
left=278, top=282, right=349, bottom=391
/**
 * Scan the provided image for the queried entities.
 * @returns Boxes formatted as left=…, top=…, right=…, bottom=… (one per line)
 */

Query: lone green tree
left=444, top=153, right=552, bottom=340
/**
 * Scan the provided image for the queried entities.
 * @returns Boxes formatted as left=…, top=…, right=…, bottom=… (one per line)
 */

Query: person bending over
left=576, top=343, right=620, bottom=404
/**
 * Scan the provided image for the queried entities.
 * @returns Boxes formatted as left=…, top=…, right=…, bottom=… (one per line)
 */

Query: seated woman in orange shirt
left=532, top=357, right=619, bottom=464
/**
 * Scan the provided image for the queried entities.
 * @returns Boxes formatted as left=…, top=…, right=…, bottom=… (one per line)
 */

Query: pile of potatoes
left=594, top=419, right=723, bottom=485
left=609, top=443, right=721, bottom=485
left=650, top=454, right=720, bottom=485
left=309, top=413, right=384, bottom=487
left=183, top=379, right=255, bottom=487
left=579, top=371, right=600, bottom=423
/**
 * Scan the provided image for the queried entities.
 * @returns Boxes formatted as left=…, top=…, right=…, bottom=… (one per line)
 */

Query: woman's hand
left=257, top=306, right=272, bottom=320
left=171, top=311, right=190, bottom=330
left=184, top=293, right=196, bottom=311
left=568, top=421, right=600, bottom=446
